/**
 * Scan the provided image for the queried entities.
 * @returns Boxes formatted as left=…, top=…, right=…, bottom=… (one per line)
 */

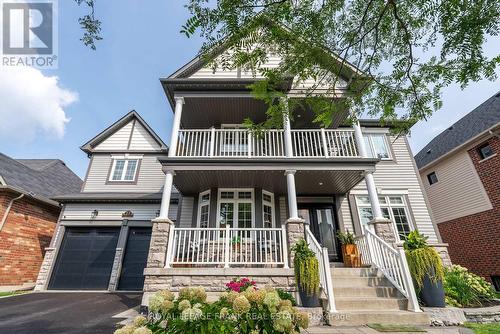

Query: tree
left=77, top=1, right=500, bottom=133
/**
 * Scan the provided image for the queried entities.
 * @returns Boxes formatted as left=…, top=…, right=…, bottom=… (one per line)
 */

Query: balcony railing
left=175, top=128, right=359, bottom=158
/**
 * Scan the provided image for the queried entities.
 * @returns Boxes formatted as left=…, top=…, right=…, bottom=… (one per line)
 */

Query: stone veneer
left=146, top=219, right=172, bottom=268
left=34, top=247, right=56, bottom=291
left=286, top=218, right=305, bottom=265
left=108, top=248, right=124, bottom=291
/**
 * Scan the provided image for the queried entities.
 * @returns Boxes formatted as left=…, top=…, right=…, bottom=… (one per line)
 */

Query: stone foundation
left=34, top=247, right=56, bottom=291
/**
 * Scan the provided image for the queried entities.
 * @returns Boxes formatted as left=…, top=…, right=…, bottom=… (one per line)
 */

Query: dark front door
left=118, top=227, right=152, bottom=291
left=49, top=227, right=120, bottom=290
left=298, top=204, right=341, bottom=261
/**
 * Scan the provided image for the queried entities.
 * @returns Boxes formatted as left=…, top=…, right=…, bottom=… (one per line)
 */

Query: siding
left=82, top=154, right=166, bottom=192
left=129, top=122, right=162, bottom=151
left=420, top=150, right=492, bottom=223
left=61, top=203, right=178, bottom=222
left=178, top=197, right=194, bottom=227
left=94, top=121, right=133, bottom=151
left=279, top=196, right=288, bottom=226
left=340, top=135, right=440, bottom=242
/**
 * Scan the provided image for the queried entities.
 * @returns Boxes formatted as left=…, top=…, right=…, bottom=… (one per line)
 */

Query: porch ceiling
left=172, top=169, right=366, bottom=195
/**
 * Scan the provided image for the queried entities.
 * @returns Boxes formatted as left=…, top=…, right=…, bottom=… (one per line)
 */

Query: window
left=355, top=195, right=413, bottom=240
left=363, top=133, right=391, bottom=159
left=427, top=172, right=438, bottom=185
left=478, top=143, right=494, bottom=160
left=217, top=189, right=254, bottom=228
left=109, top=159, right=139, bottom=181
left=262, top=191, right=275, bottom=227
left=197, top=190, right=211, bottom=228
left=492, top=276, right=500, bottom=292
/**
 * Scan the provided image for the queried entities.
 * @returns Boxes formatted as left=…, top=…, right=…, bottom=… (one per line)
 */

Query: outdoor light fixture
left=318, top=182, right=324, bottom=186
left=156, top=210, right=160, bottom=217
left=91, top=210, right=98, bottom=219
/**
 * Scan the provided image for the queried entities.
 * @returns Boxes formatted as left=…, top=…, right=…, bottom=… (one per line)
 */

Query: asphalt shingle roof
left=415, top=91, right=500, bottom=169
left=0, top=153, right=82, bottom=198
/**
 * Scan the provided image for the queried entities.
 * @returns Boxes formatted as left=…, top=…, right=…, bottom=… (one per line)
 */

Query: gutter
left=0, top=193, right=24, bottom=231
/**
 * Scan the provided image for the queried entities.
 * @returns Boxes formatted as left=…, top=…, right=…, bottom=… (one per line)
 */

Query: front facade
left=416, top=92, right=500, bottom=289
left=35, top=46, right=446, bottom=324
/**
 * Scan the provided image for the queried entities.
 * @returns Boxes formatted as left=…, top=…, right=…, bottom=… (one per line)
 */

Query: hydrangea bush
left=444, top=265, right=496, bottom=307
left=115, top=286, right=309, bottom=334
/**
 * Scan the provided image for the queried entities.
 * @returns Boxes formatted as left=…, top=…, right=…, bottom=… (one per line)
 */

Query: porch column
left=282, top=98, right=293, bottom=157
left=285, top=170, right=305, bottom=266
left=168, top=97, right=185, bottom=158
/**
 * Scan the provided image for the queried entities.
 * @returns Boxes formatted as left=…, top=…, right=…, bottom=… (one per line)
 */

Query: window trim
left=107, top=158, right=141, bottom=183
left=363, top=133, right=392, bottom=160
left=197, top=190, right=211, bottom=228
left=355, top=194, right=414, bottom=241
left=427, top=171, right=438, bottom=185
left=477, top=142, right=494, bottom=160
left=216, top=188, right=255, bottom=228
left=262, top=190, right=275, bottom=228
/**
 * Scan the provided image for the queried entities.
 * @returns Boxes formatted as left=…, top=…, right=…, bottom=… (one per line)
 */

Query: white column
left=285, top=170, right=299, bottom=219
left=282, top=98, right=293, bottom=157
left=353, top=122, right=384, bottom=220
left=158, top=170, right=174, bottom=219
left=168, top=97, right=185, bottom=157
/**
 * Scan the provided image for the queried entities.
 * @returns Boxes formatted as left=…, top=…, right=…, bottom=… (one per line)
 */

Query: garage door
left=118, top=227, right=152, bottom=291
left=49, top=227, right=120, bottom=290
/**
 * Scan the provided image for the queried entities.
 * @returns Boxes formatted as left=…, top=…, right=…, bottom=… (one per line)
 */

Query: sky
left=1, top=1, right=499, bottom=178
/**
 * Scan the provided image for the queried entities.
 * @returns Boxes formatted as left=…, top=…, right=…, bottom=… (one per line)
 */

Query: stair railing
left=305, top=226, right=337, bottom=313
left=355, top=229, right=421, bottom=312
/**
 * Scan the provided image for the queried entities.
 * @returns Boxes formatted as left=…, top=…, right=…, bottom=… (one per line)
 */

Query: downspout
left=0, top=193, right=25, bottom=231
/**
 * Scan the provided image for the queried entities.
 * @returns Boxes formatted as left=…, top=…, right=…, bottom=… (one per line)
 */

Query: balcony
left=174, top=128, right=360, bottom=158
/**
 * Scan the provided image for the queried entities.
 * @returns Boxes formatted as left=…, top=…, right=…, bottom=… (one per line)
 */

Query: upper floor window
left=478, top=143, right=494, bottom=160
left=427, top=172, right=438, bottom=185
left=363, top=133, right=391, bottom=159
left=109, top=159, right=139, bottom=182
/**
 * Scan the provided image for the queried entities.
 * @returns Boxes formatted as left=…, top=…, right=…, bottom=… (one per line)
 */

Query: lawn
left=464, top=323, right=500, bottom=334
left=0, top=291, right=27, bottom=298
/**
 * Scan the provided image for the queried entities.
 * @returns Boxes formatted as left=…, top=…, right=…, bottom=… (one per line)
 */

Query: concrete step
left=333, top=276, right=394, bottom=288
left=332, top=286, right=402, bottom=298
left=330, top=267, right=381, bottom=277
left=335, top=297, right=408, bottom=311
left=326, top=310, right=430, bottom=327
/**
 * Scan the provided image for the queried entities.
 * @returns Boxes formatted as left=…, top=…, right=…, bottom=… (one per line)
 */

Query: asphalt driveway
left=0, top=292, right=142, bottom=334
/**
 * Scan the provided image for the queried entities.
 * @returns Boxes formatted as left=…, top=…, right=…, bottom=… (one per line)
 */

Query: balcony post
left=168, top=96, right=185, bottom=158
left=282, top=98, right=293, bottom=157
left=210, top=127, right=215, bottom=156
left=352, top=121, right=368, bottom=158
left=320, top=128, right=329, bottom=157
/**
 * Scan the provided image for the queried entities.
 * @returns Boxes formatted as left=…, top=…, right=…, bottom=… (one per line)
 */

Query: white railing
left=355, top=229, right=420, bottom=312
left=176, top=128, right=358, bottom=158
left=166, top=226, right=289, bottom=268
left=305, top=226, right=336, bottom=313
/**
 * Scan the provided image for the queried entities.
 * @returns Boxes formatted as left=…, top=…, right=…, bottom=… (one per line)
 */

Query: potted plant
left=291, top=239, right=320, bottom=307
left=337, top=230, right=360, bottom=267
left=404, top=230, right=445, bottom=307
left=231, top=236, right=241, bottom=250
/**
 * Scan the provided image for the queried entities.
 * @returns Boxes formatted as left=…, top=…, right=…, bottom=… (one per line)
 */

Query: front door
left=298, top=204, right=341, bottom=262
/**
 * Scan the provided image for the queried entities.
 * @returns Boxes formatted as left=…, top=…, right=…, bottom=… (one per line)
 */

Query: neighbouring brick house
left=415, top=91, right=500, bottom=290
left=0, top=153, right=82, bottom=289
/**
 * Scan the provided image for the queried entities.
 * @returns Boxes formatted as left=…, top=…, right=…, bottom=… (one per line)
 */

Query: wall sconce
left=91, top=210, right=98, bottom=219
left=122, top=210, right=134, bottom=218
left=155, top=210, right=160, bottom=217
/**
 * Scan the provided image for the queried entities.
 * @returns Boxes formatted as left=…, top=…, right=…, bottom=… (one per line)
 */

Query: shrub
left=119, top=286, right=310, bottom=334
left=291, top=239, right=320, bottom=295
left=225, top=277, right=256, bottom=293
left=276, top=288, right=297, bottom=306
left=444, top=265, right=496, bottom=307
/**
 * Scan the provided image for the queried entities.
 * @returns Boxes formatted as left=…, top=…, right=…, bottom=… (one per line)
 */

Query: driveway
left=0, top=292, right=142, bottom=334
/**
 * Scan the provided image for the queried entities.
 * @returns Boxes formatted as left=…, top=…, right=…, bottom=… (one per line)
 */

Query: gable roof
left=415, top=91, right=500, bottom=169
left=80, top=110, right=168, bottom=153
left=0, top=152, right=82, bottom=199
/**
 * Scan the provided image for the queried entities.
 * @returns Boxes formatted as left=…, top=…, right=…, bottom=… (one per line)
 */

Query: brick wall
left=0, top=192, right=60, bottom=286
left=437, top=136, right=500, bottom=283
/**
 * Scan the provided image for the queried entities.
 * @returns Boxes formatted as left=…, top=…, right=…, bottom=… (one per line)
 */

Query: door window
left=218, top=189, right=254, bottom=227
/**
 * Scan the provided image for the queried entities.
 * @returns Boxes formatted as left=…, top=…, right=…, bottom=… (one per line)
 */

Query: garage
left=118, top=227, right=152, bottom=291
left=49, top=227, right=120, bottom=290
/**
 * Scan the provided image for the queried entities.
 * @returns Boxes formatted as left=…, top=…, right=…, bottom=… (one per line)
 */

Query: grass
left=367, top=324, right=426, bottom=332
left=464, top=323, right=500, bottom=334
left=0, top=291, right=27, bottom=298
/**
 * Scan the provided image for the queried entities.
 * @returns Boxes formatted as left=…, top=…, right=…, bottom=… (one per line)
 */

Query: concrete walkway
left=302, top=326, right=473, bottom=334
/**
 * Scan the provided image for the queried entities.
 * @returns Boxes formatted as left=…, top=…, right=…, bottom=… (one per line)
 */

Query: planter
left=298, top=289, right=320, bottom=307
left=341, top=244, right=361, bottom=268
left=420, top=274, right=445, bottom=307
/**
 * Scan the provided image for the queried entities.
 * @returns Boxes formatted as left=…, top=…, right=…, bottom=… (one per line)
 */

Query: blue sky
left=1, top=1, right=499, bottom=178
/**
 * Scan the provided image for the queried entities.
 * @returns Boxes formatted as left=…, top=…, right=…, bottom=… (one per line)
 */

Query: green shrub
left=444, top=265, right=495, bottom=307
left=291, top=239, right=320, bottom=295
left=276, top=288, right=297, bottom=306
left=117, top=286, right=310, bottom=334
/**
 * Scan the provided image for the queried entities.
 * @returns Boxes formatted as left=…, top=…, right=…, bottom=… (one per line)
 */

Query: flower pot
left=420, top=273, right=445, bottom=307
left=341, top=244, right=361, bottom=268
left=298, top=288, right=320, bottom=307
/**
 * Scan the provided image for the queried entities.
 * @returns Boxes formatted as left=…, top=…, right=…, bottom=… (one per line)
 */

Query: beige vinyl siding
left=339, top=196, right=355, bottom=232
left=129, top=122, right=162, bottom=151
left=340, top=134, right=440, bottom=242
left=94, top=121, right=133, bottom=151
left=420, top=150, right=492, bottom=223
left=178, top=197, right=194, bottom=227
left=82, top=154, right=166, bottom=192
left=279, top=196, right=287, bottom=226
left=61, top=203, right=177, bottom=222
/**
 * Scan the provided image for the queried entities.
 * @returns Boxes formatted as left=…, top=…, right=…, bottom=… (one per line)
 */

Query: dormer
left=80, top=111, right=168, bottom=193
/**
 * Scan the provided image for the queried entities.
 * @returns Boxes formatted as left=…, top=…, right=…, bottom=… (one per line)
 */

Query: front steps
left=328, top=267, right=430, bottom=327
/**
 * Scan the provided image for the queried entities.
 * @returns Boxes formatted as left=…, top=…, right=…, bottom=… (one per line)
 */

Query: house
left=0, top=153, right=82, bottom=290
left=35, top=45, right=448, bottom=325
left=415, top=92, right=500, bottom=291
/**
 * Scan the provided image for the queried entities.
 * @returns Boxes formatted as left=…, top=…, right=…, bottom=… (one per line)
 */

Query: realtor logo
left=1, top=0, right=58, bottom=68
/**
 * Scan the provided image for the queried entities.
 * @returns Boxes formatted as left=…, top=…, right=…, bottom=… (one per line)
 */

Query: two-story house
left=36, top=44, right=448, bottom=325
left=415, top=92, right=500, bottom=291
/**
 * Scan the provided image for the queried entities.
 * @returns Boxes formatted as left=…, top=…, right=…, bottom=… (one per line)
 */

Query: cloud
left=0, top=67, right=77, bottom=141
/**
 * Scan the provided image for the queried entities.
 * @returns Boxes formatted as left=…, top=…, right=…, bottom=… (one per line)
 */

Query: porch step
left=335, top=297, right=408, bottom=311
left=333, top=276, right=394, bottom=288
left=330, top=267, right=382, bottom=277
left=332, top=286, right=402, bottom=298
left=327, top=310, right=430, bottom=327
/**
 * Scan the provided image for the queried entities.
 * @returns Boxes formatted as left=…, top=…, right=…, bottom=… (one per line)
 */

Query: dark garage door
left=118, top=227, right=152, bottom=291
left=49, top=227, right=120, bottom=290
